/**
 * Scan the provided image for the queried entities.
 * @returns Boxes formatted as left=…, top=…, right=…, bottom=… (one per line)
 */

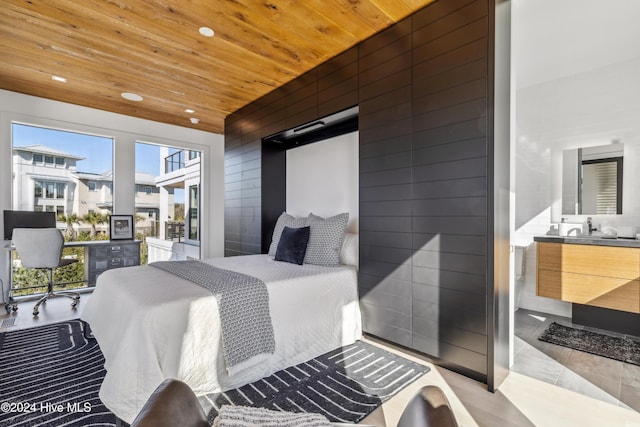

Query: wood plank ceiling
left=0, top=0, right=435, bottom=134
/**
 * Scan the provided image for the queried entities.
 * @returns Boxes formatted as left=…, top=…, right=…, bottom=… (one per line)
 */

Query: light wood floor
left=2, top=296, right=640, bottom=427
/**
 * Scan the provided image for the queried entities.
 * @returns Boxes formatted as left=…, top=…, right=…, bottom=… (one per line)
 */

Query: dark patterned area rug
left=0, top=320, right=429, bottom=426
left=199, top=340, right=430, bottom=424
left=0, top=320, right=115, bottom=427
left=539, top=321, right=640, bottom=365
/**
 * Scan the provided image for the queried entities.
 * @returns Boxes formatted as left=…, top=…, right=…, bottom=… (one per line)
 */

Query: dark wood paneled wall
left=410, top=0, right=490, bottom=376
left=224, top=0, right=494, bottom=380
left=358, top=17, right=414, bottom=350
left=224, top=105, right=262, bottom=256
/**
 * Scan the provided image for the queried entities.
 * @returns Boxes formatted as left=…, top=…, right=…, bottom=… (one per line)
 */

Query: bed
left=81, top=247, right=362, bottom=424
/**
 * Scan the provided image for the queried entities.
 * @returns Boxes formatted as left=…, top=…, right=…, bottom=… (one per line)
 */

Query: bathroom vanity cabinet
left=535, top=238, right=640, bottom=314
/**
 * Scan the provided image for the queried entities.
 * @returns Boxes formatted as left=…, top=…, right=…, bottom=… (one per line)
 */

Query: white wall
left=285, top=132, right=359, bottom=233
left=0, top=89, right=225, bottom=302
left=515, top=57, right=640, bottom=316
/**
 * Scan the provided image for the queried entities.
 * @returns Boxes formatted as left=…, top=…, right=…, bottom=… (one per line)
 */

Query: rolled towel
left=213, top=405, right=333, bottom=427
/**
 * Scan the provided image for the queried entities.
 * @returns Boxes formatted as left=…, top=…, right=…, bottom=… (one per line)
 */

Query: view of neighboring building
left=11, top=144, right=176, bottom=237
left=145, top=146, right=201, bottom=261
left=12, top=144, right=83, bottom=216
left=135, top=171, right=174, bottom=237
left=154, top=147, right=199, bottom=241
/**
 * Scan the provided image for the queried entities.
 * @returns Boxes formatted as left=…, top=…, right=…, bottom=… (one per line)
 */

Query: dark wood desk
left=66, top=240, right=141, bottom=285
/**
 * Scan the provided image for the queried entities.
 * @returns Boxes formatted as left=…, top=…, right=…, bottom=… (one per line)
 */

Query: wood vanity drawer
left=537, top=242, right=640, bottom=279
left=538, top=270, right=640, bottom=313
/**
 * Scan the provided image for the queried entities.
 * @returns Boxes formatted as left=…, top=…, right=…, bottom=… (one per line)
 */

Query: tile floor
left=512, top=308, right=640, bottom=412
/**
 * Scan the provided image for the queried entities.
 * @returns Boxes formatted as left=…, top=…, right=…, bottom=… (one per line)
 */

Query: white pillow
left=340, top=232, right=359, bottom=268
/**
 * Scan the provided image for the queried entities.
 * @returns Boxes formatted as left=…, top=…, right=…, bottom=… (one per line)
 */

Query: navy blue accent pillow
left=275, top=226, right=310, bottom=265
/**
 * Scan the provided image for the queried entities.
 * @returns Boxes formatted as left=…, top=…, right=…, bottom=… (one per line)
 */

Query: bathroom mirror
left=561, top=143, right=623, bottom=215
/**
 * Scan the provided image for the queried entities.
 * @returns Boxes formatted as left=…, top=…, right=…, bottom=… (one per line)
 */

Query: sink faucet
left=587, top=217, right=593, bottom=235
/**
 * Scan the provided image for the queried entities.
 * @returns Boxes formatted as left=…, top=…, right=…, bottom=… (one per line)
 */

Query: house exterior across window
left=12, top=145, right=83, bottom=215
left=12, top=144, right=170, bottom=237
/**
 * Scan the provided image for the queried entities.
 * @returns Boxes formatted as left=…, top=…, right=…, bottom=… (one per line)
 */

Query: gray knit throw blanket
left=149, top=260, right=275, bottom=372
left=213, top=406, right=332, bottom=427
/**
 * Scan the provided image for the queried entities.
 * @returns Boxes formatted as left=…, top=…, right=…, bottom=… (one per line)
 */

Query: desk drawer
left=91, top=245, right=132, bottom=258
left=92, top=256, right=138, bottom=271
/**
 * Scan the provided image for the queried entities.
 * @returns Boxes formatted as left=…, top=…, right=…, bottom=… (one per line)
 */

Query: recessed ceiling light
left=199, top=27, right=214, bottom=37
left=190, top=118, right=200, bottom=124
left=185, top=108, right=196, bottom=114
left=51, top=75, right=67, bottom=83
left=121, top=92, right=143, bottom=102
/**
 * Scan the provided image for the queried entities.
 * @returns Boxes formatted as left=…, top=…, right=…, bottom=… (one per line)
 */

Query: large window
left=33, top=180, right=66, bottom=201
left=135, top=142, right=202, bottom=261
left=11, top=123, right=114, bottom=296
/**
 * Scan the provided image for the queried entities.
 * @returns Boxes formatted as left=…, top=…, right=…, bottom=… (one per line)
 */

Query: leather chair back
left=130, top=379, right=209, bottom=427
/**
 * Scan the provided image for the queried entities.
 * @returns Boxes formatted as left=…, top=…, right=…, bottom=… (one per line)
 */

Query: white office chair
left=11, top=228, right=80, bottom=316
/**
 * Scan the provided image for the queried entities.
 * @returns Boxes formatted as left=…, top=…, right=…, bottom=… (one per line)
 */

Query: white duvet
left=81, top=255, right=362, bottom=424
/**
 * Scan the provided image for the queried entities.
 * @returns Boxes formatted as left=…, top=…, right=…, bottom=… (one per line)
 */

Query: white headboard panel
left=286, top=131, right=358, bottom=233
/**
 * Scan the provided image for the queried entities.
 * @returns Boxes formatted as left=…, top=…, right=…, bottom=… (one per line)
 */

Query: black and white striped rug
left=199, top=341, right=430, bottom=424
left=0, top=320, right=115, bottom=426
left=0, top=321, right=429, bottom=426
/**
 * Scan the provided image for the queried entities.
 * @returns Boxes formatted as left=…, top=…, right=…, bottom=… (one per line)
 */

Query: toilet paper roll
left=559, top=223, right=569, bottom=237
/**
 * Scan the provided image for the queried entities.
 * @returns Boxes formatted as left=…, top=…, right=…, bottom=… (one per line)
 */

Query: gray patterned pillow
left=304, top=212, right=349, bottom=266
left=268, top=212, right=308, bottom=257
